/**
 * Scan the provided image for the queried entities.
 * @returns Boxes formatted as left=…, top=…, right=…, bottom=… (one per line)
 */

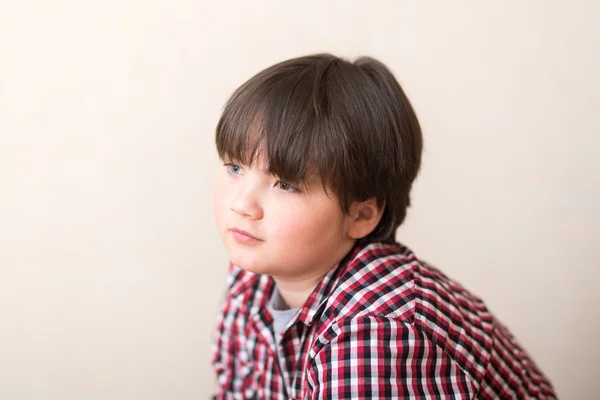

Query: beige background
left=1, top=1, right=598, bottom=398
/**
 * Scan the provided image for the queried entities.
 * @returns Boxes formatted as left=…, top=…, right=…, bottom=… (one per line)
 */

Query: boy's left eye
left=275, top=180, right=300, bottom=193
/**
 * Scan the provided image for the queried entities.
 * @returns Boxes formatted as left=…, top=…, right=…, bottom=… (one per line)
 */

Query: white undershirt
left=266, top=286, right=299, bottom=352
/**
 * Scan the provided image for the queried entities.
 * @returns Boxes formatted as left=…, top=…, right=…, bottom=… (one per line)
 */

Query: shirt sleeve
left=306, top=315, right=476, bottom=399
left=211, top=264, right=251, bottom=400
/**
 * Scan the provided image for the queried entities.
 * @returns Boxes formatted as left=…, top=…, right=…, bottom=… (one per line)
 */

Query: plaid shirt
left=212, top=242, right=555, bottom=399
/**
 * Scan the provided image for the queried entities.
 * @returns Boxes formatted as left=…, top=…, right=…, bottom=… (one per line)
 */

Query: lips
left=230, top=227, right=262, bottom=242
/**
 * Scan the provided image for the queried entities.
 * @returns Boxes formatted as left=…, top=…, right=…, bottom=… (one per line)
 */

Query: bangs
left=215, top=56, right=340, bottom=190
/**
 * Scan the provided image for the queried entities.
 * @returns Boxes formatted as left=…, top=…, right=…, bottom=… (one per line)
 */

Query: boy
left=211, top=54, right=555, bottom=399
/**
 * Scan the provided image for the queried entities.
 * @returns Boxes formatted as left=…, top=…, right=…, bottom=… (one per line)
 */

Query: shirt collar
left=275, top=243, right=365, bottom=326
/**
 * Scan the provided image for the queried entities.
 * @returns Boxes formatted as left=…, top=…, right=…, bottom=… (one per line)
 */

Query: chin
left=232, top=259, right=272, bottom=275
left=228, top=249, right=271, bottom=275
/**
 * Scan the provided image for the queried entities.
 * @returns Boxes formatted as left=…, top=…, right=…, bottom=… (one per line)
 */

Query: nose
left=230, top=181, right=263, bottom=220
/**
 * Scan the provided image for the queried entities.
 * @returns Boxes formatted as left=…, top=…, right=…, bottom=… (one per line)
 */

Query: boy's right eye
left=224, top=163, right=243, bottom=175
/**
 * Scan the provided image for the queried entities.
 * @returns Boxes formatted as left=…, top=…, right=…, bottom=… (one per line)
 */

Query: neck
left=272, top=240, right=356, bottom=309
left=272, top=273, right=326, bottom=309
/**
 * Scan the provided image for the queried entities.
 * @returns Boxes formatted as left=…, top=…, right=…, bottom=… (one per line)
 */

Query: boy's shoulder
left=317, top=241, right=495, bottom=383
left=323, top=242, right=493, bottom=333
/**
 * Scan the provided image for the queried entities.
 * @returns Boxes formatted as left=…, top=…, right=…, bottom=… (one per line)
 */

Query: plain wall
left=1, top=1, right=598, bottom=398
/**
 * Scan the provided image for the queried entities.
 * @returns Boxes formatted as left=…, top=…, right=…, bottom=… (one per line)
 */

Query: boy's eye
left=225, top=163, right=243, bottom=175
left=275, top=180, right=300, bottom=193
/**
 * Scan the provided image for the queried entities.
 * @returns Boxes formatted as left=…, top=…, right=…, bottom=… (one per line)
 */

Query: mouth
left=230, top=228, right=262, bottom=243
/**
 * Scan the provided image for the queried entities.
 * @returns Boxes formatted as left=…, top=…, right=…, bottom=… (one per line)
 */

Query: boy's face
left=213, top=154, right=356, bottom=279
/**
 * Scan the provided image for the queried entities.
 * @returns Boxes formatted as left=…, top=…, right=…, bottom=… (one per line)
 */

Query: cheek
left=271, top=202, right=343, bottom=247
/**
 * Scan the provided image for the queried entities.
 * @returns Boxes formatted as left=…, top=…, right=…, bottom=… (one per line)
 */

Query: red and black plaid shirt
left=212, top=242, right=555, bottom=399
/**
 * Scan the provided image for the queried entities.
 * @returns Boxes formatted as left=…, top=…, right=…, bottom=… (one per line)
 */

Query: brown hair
left=215, top=54, right=422, bottom=244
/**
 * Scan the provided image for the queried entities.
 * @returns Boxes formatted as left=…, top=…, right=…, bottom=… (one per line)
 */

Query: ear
left=346, top=198, right=385, bottom=240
